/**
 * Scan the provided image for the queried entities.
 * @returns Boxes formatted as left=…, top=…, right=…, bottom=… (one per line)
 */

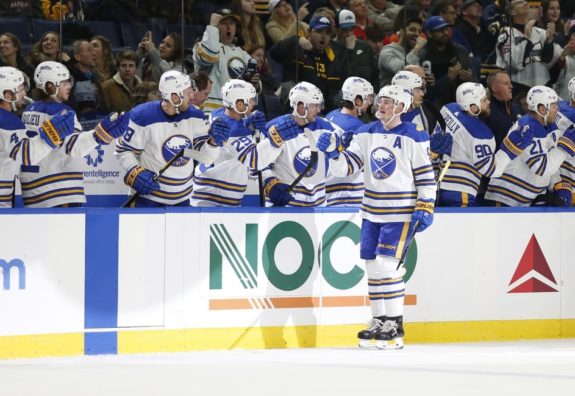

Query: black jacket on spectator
left=331, top=38, right=377, bottom=91
left=485, top=96, right=522, bottom=150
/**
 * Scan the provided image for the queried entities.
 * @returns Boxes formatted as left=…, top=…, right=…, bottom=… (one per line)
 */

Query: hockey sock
left=382, top=276, right=405, bottom=317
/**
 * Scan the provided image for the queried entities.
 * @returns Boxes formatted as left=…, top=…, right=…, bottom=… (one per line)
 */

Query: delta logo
left=507, top=234, right=559, bottom=293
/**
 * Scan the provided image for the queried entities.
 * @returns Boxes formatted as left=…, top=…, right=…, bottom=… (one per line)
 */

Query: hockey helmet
left=456, top=82, right=487, bottom=114
left=0, top=66, right=25, bottom=98
left=341, top=76, right=374, bottom=103
left=527, top=86, right=558, bottom=112
left=289, top=81, right=324, bottom=110
left=221, top=79, right=257, bottom=114
left=159, top=70, right=192, bottom=107
left=376, top=85, right=412, bottom=114
left=34, top=61, right=71, bottom=95
left=391, top=70, right=424, bottom=92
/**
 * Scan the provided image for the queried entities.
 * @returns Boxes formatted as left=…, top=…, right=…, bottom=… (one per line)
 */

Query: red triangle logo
left=508, top=234, right=558, bottom=293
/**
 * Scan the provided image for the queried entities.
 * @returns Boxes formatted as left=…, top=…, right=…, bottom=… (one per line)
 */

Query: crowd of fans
left=2, top=0, right=575, bottom=208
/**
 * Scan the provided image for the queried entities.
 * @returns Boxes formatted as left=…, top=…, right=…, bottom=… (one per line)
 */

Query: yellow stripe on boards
left=0, top=333, right=83, bottom=359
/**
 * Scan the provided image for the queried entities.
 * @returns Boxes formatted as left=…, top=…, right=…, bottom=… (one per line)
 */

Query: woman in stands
left=246, top=43, right=279, bottom=95
left=91, top=35, right=116, bottom=81
left=265, top=0, right=309, bottom=44
left=137, top=31, right=185, bottom=83
left=231, top=0, right=266, bottom=50
left=28, top=31, right=70, bottom=70
left=0, top=33, right=34, bottom=79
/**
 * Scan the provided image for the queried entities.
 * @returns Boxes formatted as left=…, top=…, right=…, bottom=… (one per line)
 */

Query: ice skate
left=357, top=317, right=385, bottom=348
left=375, top=316, right=404, bottom=350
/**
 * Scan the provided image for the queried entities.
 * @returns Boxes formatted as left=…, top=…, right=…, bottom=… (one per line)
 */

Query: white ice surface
left=1, top=340, right=574, bottom=396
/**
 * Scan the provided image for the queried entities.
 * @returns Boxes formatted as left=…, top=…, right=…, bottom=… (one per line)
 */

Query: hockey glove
left=267, top=117, right=300, bottom=148
left=341, top=130, right=355, bottom=149
left=316, top=132, right=342, bottom=159
left=125, top=166, right=160, bottom=195
left=411, top=200, right=434, bottom=232
left=208, top=117, right=230, bottom=147
left=264, top=177, right=292, bottom=206
left=429, top=132, right=452, bottom=159
left=557, top=127, right=575, bottom=158
left=501, top=124, right=534, bottom=159
left=244, top=110, right=267, bottom=132
left=39, top=109, right=76, bottom=148
left=94, top=112, right=129, bottom=145
left=553, top=182, right=572, bottom=207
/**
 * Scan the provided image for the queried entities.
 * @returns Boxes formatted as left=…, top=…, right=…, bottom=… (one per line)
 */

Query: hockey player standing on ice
left=190, top=79, right=299, bottom=206
left=552, top=77, right=575, bottom=206
left=115, top=71, right=229, bottom=207
left=261, top=81, right=341, bottom=207
left=0, top=66, right=77, bottom=207
left=316, top=85, right=437, bottom=349
left=485, top=86, right=575, bottom=206
left=438, top=82, right=535, bottom=207
left=325, top=76, right=374, bottom=206
left=20, top=61, right=129, bottom=207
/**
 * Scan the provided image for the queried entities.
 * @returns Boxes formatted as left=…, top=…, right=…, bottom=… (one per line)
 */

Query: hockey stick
left=254, top=128, right=265, bottom=207
left=286, top=128, right=318, bottom=194
left=121, top=147, right=214, bottom=208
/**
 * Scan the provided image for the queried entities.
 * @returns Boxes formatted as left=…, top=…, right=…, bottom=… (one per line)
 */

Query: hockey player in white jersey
left=485, top=86, right=575, bottom=206
left=20, top=61, right=129, bottom=207
left=439, top=82, right=535, bottom=206
left=190, top=79, right=299, bottom=206
left=552, top=77, right=575, bottom=206
left=317, top=85, right=436, bottom=349
left=115, top=70, right=228, bottom=207
left=261, top=81, right=341, bottom=207
left=0, top=66, right=77, bottom=207
left=324, top=76, right=373, bottom=206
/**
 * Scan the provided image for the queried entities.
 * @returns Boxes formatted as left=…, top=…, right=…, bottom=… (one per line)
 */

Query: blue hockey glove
left=557, top=127, right=575, bottom=158
left=554, top=182, right=572, bottom=207
left=208, top=117, right=230, bottom=146
left=244, top=110, right=267, bottom=132
left=341, top=130, right=355, bottom=148
left=501, top=124, right=534, bottom=159
left=429, top=132, right=452, bottom=159
left=316, top=132, right=341, bottom=159
left=411, top=200, right=434, bottom=232
left=267, top=117, right=300, bottom=148
left=264, top=177, right=292, bottom=206
left=125, top=166, right=160, bottom=195
left=39, top=109, right=76, bottom=148
left=94, top=112, right=129, bottom=145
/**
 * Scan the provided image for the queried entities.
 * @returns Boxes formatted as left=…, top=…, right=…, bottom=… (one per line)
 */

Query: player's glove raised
left=125, top=166, right=160, bottom=195
left=267, top=117, right=300, bottom=148
left=411, top=200, right=434, bottom=232
left=39, top=109, right=76, bottom=148
left=244, top=110, right=267, bottom=132
left=264, top=177, right=292, bottom=206
left=429, top=132, right=452, bottom=159
left=94, top=112, right=129, bottom=145
left=316, top=131, right=342, bottom=159
left=501, top=124, right=534, bottom=159
left=557, top=127, right=575, bottom=158
left=208, top=117, right=230, bottom=146
left=341, top=130, right=355, bottom=149
left=553, top=182, right=572, bottom=207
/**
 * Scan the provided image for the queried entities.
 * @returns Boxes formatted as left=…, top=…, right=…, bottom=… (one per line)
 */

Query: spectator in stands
left=378, top=13, right=425, bottom=86
left=265, top=0, right=309, bottom=44
left=366, top=0, right=401, bottom=33
left=246, top=44, right=280, bottom=94
left=455, top=0, right=485, bottom=75
left=0, top=0, right=42, bottom=18
left=66, top=39, right=103, bottom=117
left=189, top=71, right=213, bottom=108
left=406, top=0, right=434, bottom=18
left=28, top=31, right=70, bottom=70
left=193, top=9, right=257, bottom=113
left=481, top=0, right=509, bottom=64
left=432, top=0, right=470, bottom=54
left=138, top=31, right=185, bottom=83
left=553, top=25, right=575, bottom=99
left=101, top=50, right=141, bottom=113
left=133, top=81, right=161, bottom=106
left=231, top=0, right=266, bottom=50
left=306, top=0, right=347, bottom=23
left=365, top=23, right=385, bottom=62
left=539, top=0, right=566, bottom=46
left=452, top=0, right=463, bottom=14
left=91, top=35, right=116, bottom=81
left=0, top=33, right=34, bottom=79
left=348, top=0, right=370, bottom=40
left=485, top=70, right=522, bottom=149
left=41, top=0, right=84, bottom=21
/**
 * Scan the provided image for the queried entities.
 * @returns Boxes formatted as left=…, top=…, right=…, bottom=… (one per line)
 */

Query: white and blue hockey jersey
left=20, top=101, right=95, bottom=207
left=115, top=101, right=220, bottom=205
left=328, top=120, right=436, bottom=223
left=325, top=109, right=365, bottom=206
left=261, top=114, right=340, bottom=207
left=554, top=100, right=575, bottom=197
left=485, top=115, right=568, bottom=206
left=191, top=112, right=282, bottom=207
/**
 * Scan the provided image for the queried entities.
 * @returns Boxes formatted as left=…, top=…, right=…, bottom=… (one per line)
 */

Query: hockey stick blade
left=287, top=128, right=318, bottom=194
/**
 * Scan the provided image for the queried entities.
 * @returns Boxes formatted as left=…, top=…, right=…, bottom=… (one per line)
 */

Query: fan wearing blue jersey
left=553, top=77, right=575, bottom=206
left=485, top=86, right=575, bottom=207
left=116, top=70, right=228, bottom=207
left=325, top=76, right=373, bottom=206
left=191, top=79, right=298, bottom=206
left=0, top=66, right=76, bottom=208
left=438, top=82, right=535, bottom=207
left=317, top=85, right=436, bottom=349
left=20, top=61, right=128, bottom=207
left=261, top=81, right=342, bottom=207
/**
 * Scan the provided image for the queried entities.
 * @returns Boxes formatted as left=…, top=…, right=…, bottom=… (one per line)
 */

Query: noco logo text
left=0, top=259, right=26, bottom=291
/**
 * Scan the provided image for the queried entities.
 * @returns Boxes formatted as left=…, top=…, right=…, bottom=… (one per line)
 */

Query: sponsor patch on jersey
left=293, top=147, right=318, bottom=177
left=85, top=144, right=105, bottom=167
left=370, top=147, right=396, bottom=179
left=162, top=135, right=192, bottom=166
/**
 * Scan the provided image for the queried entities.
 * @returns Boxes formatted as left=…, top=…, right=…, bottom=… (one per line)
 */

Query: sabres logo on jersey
left=293, top=147, right=317, bottom=178
left=227, top=57, right=248, bottom=79
left=162, top=135, right=192, bottom=166
left=370, top=147, right=396, bottom=179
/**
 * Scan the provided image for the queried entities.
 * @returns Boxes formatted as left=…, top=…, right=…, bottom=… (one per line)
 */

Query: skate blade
left=376, top=338, right=404, bottom=350
left=358, top=339, right=377, bottom=349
